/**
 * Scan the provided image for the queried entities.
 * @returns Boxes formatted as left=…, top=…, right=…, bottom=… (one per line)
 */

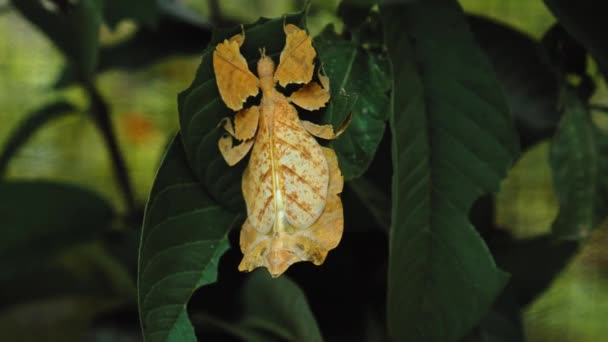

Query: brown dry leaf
left=213, top=32, right=259, bottom=111
left=274, top=24, right=316, bottom=87
left=213, top=24, right=346, bottom=277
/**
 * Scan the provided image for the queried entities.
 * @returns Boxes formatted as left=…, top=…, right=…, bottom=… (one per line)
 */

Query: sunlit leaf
left=382, top=0, right=519, bottom=341
left=0, top=101, right=76, bottom=177
left=550, top=89, right=608, bottom=239
left=137, top=136, right=238, bottom=342
left=11, top=0, right=102, bottom=77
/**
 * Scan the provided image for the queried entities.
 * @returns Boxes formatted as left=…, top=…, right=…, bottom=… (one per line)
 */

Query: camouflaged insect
left=213, top=24, right=348, bottom=277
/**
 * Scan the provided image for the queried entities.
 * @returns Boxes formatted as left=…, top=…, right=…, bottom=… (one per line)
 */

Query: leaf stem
left=83, top=80, right=137, bottom=217
left=590, top=104, right=608, bottom=114
left=208, top=0, right=221, bottom=24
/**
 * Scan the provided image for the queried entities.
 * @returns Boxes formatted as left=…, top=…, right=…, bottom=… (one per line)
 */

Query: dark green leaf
left=550, top=89, right=608, bottom=239
left=137, top=136, right=238, bottom=342
left=468, top=15, right=560, bottom=150
left=0, top=101, right=76, bottom=177
left=543, top=0, right=608, bottom=77
left=314, top=25, right=390, bottom=180
left=381, top=0, right=519, bottom=341
left=177, top=14, right=306, bottom=209
left=103, top=0, right=158, bottom=29
left=237, top=270, right=323, bottom=342
left=11, top=0, right=102, bottom=77
left=462, top=289, right=525, bottom=342
left=0, top=181, right=114, bottom=283
left=55, top=3, right=211, bottom=88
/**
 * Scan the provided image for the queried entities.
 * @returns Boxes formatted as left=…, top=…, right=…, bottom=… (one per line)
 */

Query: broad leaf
left=55, top=3, right=211, bottom=88
left=0, top=101, right=76, bottom=177
left=550, top=89, right=608, bottom=239
left=11, top=0, right=102, bottom=78
left=314, top=25, right=390, bottom=180
left=137, top=136, right=237, bottom=342
left=177, top=14, right=307, bottom=209
left=103, top=0, right=158, bottom=29
left=238, top=270, right=323, bottom=342
left=0, top=181, right=113, bottom=282
left=468, top=15, right=560, bottom=150
left=381, top=1, right=519, bottom=341
left=543, top=0, right=608, bottom=77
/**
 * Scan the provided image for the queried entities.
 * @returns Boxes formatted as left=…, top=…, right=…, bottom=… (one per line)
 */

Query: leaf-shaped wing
left=274, top=24, right=316, bottom=87
left=240, top=147, right=343, bottom=277
left=213, top=33, right=259, bottom=111
left=242, top=98, right=329, bottom=235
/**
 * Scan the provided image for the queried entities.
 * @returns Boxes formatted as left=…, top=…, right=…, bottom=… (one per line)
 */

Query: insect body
left=213, top=24, right=346, bottom=277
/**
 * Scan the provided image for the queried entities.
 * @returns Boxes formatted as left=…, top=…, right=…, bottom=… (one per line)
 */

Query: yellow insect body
left=213, top=24, right=346, bottom=277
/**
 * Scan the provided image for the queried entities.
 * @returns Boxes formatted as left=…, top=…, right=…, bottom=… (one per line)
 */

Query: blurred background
left=0, top=0, right=607, bottom=341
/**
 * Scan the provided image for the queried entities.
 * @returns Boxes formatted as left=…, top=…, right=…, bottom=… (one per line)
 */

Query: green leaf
left=543, top=0, right=608, bottom=77
left=103, top=0, right=158, bottom=29
left=55, top=3, right=211, bottom=88
left=0, top=101, right=76, bottom=177
left=314, top=25, right=390, bottom=180
left=11, top=0, right=102, bottom=78
left=0, top=181, right=114, bottom=283
left=381, top=0, right=519, bottom=341
left=491, top=234, right=578, bottom=306
left=177, top=13, right=306, bottom=209
left=137, top=136, right=238, bottom=342
left=468, top=15, right=560, bottom=150
left=550, top=89, right=608, bottom=239
left=238, top=270, right=323, bottom=342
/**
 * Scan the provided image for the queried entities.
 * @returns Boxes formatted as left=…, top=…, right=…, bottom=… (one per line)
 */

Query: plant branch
left=82, top=80, right=137, bottom=217
left=208, top=0, right=221, bottom=24
left=590, top=104, right=608, bottom=114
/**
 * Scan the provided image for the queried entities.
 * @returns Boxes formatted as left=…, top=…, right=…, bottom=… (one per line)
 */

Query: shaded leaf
left=314, top=25, right=390, bottom=180
left=137, top=136, right=237, bottom=342
left=468, top=15, right=560, bottom=150
left=11, top=0, right=102, bottom=77
left=381, top=0, right=519, bottom=341
left=543, top=0, right=608, bottom=77
left=177, top=14, right=306, bottom=209
left=0, top=101, right=76, bottom=177
left=0, top=241, right=135, bottom=310
left=237, top=270, right=323, bottom=342
left=55, top=4, right=211, bottom=88
left=462, top=289, right=524, bottom=342
left=550, top=89, right=608, bottom=239
left=103, top=0, right=158, bottom=29
left=0, top=296, right=122, bottom=342
left=0, top=181, right=114, bottom=283
left=491, top=234, right=578, bottom=306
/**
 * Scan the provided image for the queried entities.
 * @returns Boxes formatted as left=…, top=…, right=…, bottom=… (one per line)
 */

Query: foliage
left=2, top=0, right=608, bottom=341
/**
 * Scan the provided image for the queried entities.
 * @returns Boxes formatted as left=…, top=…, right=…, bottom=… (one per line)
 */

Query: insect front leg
left=218, top=106, right=260, bottom=166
